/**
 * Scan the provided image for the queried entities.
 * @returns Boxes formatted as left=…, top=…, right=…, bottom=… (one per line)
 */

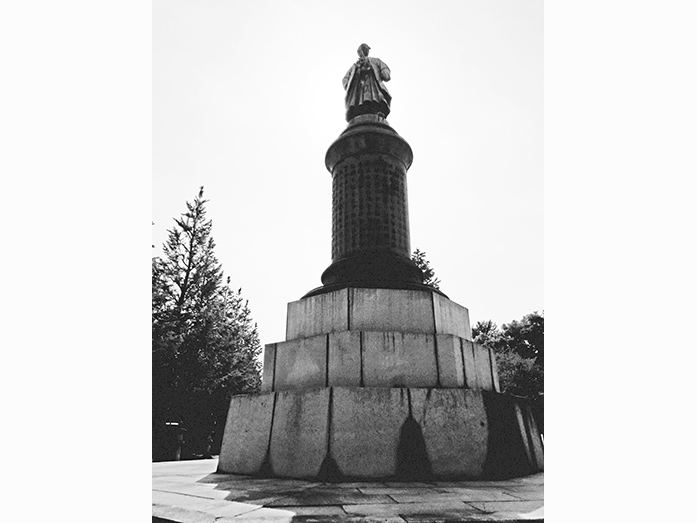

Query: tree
left=411, top=248, right=441, bottom=290
left=500, top=312, right=544, bottom=367
left=152, top=187, right=261, bottom=460
left=472, top=311, right=544, bottom=399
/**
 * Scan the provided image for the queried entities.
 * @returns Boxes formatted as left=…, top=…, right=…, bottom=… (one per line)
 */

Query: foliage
left=472, top=311, right=544, bottom=399
left=411, top=248, right=441, bottom=290
left=152, top=187, right=261, bottom=459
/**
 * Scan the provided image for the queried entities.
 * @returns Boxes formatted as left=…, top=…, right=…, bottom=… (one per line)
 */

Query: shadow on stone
left=317, top=455, right=344, bottom=482
left=395, top=416, right=433, bottom=481
left=257, top=451, right=274, bottom=478
left=481, top=391, right=534, bottom=479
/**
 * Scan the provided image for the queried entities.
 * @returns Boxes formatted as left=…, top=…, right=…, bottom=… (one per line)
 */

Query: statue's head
left=357, top=43, right=370, bottom=58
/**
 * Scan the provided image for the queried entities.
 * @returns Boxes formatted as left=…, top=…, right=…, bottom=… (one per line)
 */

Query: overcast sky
left=153, top=0, right=543, bottom=347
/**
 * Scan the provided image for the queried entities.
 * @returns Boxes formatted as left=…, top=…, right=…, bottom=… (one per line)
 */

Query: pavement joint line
left=153, top=488, right=236, bottom=502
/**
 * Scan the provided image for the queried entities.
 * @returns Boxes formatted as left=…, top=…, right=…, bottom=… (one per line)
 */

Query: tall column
left=305, top=114, right=433, bottom=298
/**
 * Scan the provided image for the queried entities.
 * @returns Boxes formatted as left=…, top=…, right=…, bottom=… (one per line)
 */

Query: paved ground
left=153, top=458, right=543, bottom=522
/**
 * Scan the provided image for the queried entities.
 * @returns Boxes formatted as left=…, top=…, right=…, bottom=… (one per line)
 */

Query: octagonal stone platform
left=286, top=288, right=471, bottom=341
left=220, top=286, right=541, bottom=483
left=262, top=331, right=500, bottom=392
left=218, top=387, right=543, bottom=481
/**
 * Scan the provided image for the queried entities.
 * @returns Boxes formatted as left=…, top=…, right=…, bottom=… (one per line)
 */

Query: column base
left=218, top=387, right=543, bottom=481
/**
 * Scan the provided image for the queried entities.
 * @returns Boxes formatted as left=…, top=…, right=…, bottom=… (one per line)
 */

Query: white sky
left=153, top=0, right=543, bottom=347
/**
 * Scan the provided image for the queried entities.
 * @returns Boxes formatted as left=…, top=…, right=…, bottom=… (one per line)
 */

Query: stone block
left=327, top=330, right=362, bottom=387
left=410, top=389, right=488, bottom=478
left=488, top=346, right=501, bottom=392
left=286, top=288, right=349, bottom=341
left=349, top=288, right=435, bottom=334
left=273, top=335, right=327, bottom=391
left=284, top=287, right=473, bottom=342
left=523, top=404, right=544, bottom=470
left=481, top=392, right=543, bottom=478
left=516, top=403, right=544, bottom=471
left=433, top=293, right=471, bottom=340
left=269, top=388, right=330, bottom=478
left=362, top=332, right=438, bottom=388
left=473, top=342, right=494, bottom=390
left=461, top=340, right=478, bottom=389
left=435, top=334, right=465, bottom=388
left=218, top=392, right=275, bottom=475
left=330, top=387, right=410, bottom=477
left=261, top=343, right=276, bottom=392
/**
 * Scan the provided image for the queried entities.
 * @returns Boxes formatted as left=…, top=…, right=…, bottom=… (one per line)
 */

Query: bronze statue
left=343, top=44, right=391, bottom=122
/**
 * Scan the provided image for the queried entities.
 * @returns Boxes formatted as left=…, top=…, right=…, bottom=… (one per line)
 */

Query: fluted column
left=305, top=115, right=437, bottom=298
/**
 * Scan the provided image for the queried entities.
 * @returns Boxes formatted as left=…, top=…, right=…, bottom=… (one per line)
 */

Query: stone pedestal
left=219, top=287, right=542, bottom=480
left=219, top=386, right=543, bottom=480
left=218, top=117, right=543, bottom=480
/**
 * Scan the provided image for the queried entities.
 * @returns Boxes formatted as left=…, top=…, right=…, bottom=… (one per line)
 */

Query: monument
left=218, top=45, right=543, bottom=480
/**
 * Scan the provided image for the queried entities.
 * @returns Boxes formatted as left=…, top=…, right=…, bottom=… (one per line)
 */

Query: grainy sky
left=153, top=0, right=543, bottom=347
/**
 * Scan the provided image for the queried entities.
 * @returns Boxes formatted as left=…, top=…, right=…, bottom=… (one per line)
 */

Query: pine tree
left=411, top=248, right=441, bottom=290
left=152, top=187, right=261, bottom=460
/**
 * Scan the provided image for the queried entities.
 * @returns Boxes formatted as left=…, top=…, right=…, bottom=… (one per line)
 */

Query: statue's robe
left=343, top=56, right=391, bottom=121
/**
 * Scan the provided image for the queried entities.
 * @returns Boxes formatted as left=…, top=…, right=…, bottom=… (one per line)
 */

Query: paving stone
left=465, top=500, right=544, bottom=514
left=218, top=392, right=274, bottom=474
left=330, top=387, right=410, bottom=477
left=152, top=503, right=218, bottom=523
left=328, top=330, right=362, bottom=387
left=435, top=334, right=465, bottom=388
left=273, top=335, right=327, bottom=391
left=152, top=490, right=262, bottom=518
left=362, top=332, right=438, bottom=387
left=409, top=389, right=488, bottom=477
left=152, top=459, right=218, bottom=477
left=220, top=485, right=316, bottom=504
left=270, top=388, right=330, bottom=478
left=195, top=472, right=254, bottom=484
left=396, top=489, right=519, bottom=502
left=272, top=505, right=347, bottom=516
left=513, top=473, right=544, bottom=485
left=286, top=288, right=349, bottom=340
left=220, top=506, right=296, bottom=522
left=433, top=480, right=520, bottom=490
left=328, top=482, right=388, bottom=489
left=382, top=482, right=433, bottom=488
left=358, top=487, right=437, bottom=495
left=433, top=293, right=471, bottom=340
left=401, top=515, right=499, bottom=523
left=499, top=487, right=544, bottom=501
left=290, top=516, right=406, bottom=523
left=153, top=474, right=208, bottom=486
left=153, top=482, right=233, bottom=500
left=268, top=491, right=395, bottom=507
left=343, top=501, right=479, bottom=516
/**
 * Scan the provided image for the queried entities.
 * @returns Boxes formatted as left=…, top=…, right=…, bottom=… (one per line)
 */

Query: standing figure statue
left=343, top=43, right=392, bottom=122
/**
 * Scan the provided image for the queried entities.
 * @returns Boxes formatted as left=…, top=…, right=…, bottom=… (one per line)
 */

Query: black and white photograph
left=6, top=1, right=696, bottom=522
left=152, top=1, right=543, bottom=521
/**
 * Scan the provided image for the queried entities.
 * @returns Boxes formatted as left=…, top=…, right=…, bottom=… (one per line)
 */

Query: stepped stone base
left=286, top=287, right=471, bottom=341
left=262, top=331, right=499, bottom=392
left=218, top=387, right=543, bottom=481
